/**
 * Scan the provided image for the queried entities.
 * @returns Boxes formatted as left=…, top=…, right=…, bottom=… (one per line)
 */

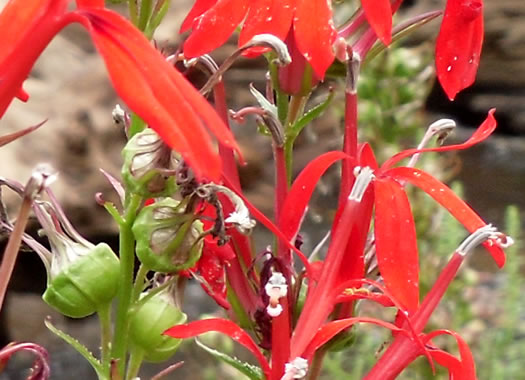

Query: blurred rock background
left=0, top=0, right=524, bottom=378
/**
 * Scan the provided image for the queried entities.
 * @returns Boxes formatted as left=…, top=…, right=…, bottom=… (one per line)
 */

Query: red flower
left=0, top=0, right=240, bottom=181
left=436, top=0, right=484, bottom=100
left=181, top=0, right=336, bottom=78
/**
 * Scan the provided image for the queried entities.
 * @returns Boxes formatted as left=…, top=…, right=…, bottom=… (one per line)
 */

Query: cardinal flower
left=180, top=0, right=337, bottom=79
left=435, top=0, right=484, bottom=100
left=0, top=0, right=240, bottom=181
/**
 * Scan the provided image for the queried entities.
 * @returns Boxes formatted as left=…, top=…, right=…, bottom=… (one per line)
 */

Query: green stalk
left=137, top=0, right=153, bottom=32
left=125, top=347, right=145, bottom=380
left=98, top=303, right=113, bottom=377
left=111, top=193, right=141, bottom=377
left=132, top=264, right=149, bottom=302
left=127, top=0, right=139, bottom=26
left=283, top=94, right=308, bottom=183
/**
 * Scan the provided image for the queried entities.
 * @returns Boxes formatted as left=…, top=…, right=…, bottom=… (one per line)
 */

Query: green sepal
left=132, top=198, right=204, bottom=273
left=43, top=243, right=120, bottom=318
left=129, top=291, right=187, bottom=362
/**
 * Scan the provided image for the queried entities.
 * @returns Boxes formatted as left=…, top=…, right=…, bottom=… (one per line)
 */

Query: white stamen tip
left=457, top=225, right=512, bottom=256
left=349, top=166, right=374, bottom=202
left=266, top=303, right=283, bottom=317
left=283, top=357, right=308, bottom=379
left=265, top=272, right=287, bottom=317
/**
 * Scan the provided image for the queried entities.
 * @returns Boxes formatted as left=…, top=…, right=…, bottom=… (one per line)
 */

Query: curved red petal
left=81, top=9, right=241, bottom=181
left=180, top=0, right=218, bottom=33
left=374, top=177, right=420, bottom=312
left=238, top=0, right=295, bottom=46
left=76, top=0, right=104, bottom=8
left=278, top=151, right=351, bottom=241
left=425, top=329, right=477, bottom=380
left=382, top=109, right=496, bottom=170
left=294, top=0, right=336, bottom=79
left=303, top=317, right=403, bottom=359
left=436, top=0, right=484, bottom=100
left=384, top=166, right=505, bottom=267
left=183, top=0, right=248, bottom=57
left=360, top=0, right=392, bottom=45
left=164, top=318, right=270, bottom=377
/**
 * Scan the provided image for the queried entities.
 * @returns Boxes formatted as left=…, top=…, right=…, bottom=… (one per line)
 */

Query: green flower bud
left=132, top=198, right=204, bottom=273
left=31, top=198, right=120, bottom=318
left=121, top=128, right=178, bottom=197
left=43, top=243, right=120, bottom=318
left=129, top=288, right=187, bottom=362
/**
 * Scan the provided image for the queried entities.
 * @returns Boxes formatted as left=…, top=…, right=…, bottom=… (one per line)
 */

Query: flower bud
left=31, top=196, right=120, bottom=319
left=121, top=128, right=177, bottom=197
left=132, top=198, right=204, bottom=273
left=43, top=243, right=120, bottom=318
left=129, top=287, right=187, bottom=362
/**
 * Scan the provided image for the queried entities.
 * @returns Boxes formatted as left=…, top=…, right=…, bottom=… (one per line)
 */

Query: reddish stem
left=364, top=253, right=465, bottom=379
left=340, top=91, right=358, bottom=201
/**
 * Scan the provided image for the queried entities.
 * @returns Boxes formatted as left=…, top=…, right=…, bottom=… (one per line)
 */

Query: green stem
left=127, top=0, right=139, bottom=26
left=98, top=303, right=112, bottom=377
left=111, top=193, right=141, bottom=377
left=125, top=347, right=145, bottom=380
left=137, top=0, right=153, bottom=32
left=132, top=264, right=149, bottom=302
left=283, top=95, right=308, bottom=183
left=307, top=347, right=327, bottom=380
left=268, top=60, right=289, bottom=125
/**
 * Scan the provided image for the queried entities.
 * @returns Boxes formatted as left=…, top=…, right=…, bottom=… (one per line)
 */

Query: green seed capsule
left=42, top=243, right=120, bottom=318
left=121, top=128, right=177, bottom=197
left=132, top=198, right=204, bottom=273
left=129, top=290, right=187, bottom=362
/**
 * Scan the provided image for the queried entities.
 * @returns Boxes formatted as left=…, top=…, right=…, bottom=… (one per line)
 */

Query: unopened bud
left=132, top=198, right=204, bottom=273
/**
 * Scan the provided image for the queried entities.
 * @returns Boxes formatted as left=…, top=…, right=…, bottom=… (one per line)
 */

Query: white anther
left=456, top=224, right=512, bottom=256
left=265, top=272, right=287, bottom=317
left=348, top=166, right=375, bottom=202
left=283, top=357, right=308, bottom=379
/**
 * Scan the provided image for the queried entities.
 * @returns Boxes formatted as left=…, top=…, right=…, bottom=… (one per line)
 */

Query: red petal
left=197, top=245, right=230, bottom=309
left=384, top=166, right=505, bottom=267
left=374, top=178, right=420, bottom=312
left=76, top=0, right=104, bottom=8
left=15, top=87, right=29, bottom=102
left=183, top=0, right=248, bottom=57
left=360, top=0, right=392, bottom=45
left=294, top=0, right=337, bottom=78
left=238, top=0, right=295, bottom=46
left=278, top=151, right=351, bottom=241
left=180, top=0, right=218, bottom=33
left=425, top=329, right=477, bottom=380
left=382, top=109, right=496, bottom=170
left=303, top=317, right=403, bottom=359
left=164, top=318, right=270, bottom=377
left=436, top=0, right=484, bottom=100
left=80, top=9, right=241, bottom=181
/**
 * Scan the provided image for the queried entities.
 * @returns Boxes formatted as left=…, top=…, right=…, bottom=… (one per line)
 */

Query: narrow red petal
left=374, top=178, right=420, bottom=312
left=238, top=0, right=295, bottom=46
left=180, top=0, right=218, bottom=33
left=360, top=0, right=392, bottom=45
left=278, top=151, right=351, bottom=241
left=183, top=0, right=248, bottom=57
left=436, top=0, right=484, bottom=100
left=382, top=109, right=496, bottom=170
left=425, top=329, right=477, bottom=380
left=15, top=87, right=29, bottom=102
left=304, top=317, right=403, bottom=360
left=294, top=0, right=337, bottom=79
left=384, top=166, right=505, bottom=267
left=164, top=318, right=270, bottom=377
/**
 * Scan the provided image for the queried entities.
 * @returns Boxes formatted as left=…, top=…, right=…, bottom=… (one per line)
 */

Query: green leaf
left=44, top=317, right=105, bottom=378
left=195, top=339, right=263, bottom=380
left=287, top=90, right=334, bottom=140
